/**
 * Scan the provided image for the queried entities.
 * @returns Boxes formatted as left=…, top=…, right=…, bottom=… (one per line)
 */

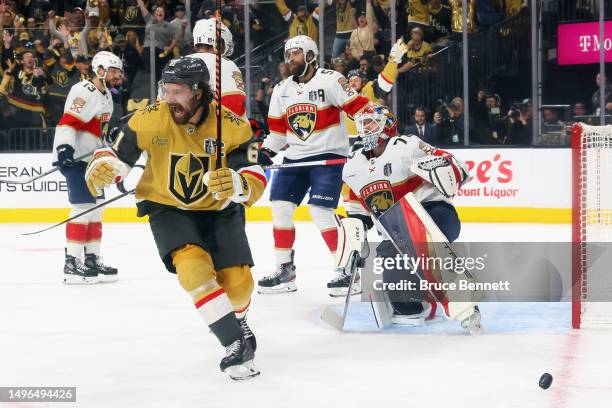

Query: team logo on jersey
left=70, top=97, right=87, bottom=113
left=168, top=152, right=210, bottom=205
left=232, top=71, right=245, bottom=92
left=56, top=71, right=69, bottom=87
left=287, top=103, right=317, bottom=141
left=360, top=180, right=394, bottom=217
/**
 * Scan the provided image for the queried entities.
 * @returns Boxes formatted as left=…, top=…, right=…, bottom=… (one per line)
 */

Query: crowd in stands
left=0, top=0, right=607, bottom=150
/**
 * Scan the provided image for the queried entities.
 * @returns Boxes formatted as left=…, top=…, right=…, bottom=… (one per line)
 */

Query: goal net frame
left=571, top=122, right=612, bottom=329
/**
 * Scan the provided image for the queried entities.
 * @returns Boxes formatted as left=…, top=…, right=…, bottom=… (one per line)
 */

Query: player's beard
left=289, top=60, right=307, bottom=77
left=168, top=100, right=197, bottom=125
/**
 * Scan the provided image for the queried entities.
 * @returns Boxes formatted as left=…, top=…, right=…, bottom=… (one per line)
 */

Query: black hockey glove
left=257, top=147, right=277, bottom=167
left=52, top=144, right=76, bottom=167
left=347, top=212, right=374, bottom=231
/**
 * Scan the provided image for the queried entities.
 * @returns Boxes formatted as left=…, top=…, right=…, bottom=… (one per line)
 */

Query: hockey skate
left=84, top=254, right=118, bottom=283
left=220, top=337, right=260, bottom=381
left=238, top=318, right=257, bottom=352
left=327, top=267, right=362, bottom=297
left=63, top=253, right=98, bottom=284
left=257, top=251, right=297, bottom=294
left=460, top=305, right=483, bottom=336
left=391, top=301, right=432, bottom=326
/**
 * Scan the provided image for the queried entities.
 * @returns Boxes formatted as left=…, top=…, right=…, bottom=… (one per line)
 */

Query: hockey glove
left=204, top=168, right=250, bottom=203
left=410, top=155, right=469, bottom=198
left=52, top=144, right=76, bottom=167
left=85, top=148, right=130, bottom=197
left=257, top=147, right=276, bottom=167
left=388, top=38, right=409, bottom=64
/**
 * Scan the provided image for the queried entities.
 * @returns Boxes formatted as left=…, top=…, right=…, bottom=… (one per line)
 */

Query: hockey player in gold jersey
left=84, top=57, right=266, bottom=380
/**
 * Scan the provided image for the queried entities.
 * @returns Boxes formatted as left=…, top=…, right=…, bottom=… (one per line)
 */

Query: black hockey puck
left=539, top=373, right=553, bottom=389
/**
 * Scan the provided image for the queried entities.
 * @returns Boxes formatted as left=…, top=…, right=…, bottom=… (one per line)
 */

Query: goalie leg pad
left=335, top=217, right=366, bottom=270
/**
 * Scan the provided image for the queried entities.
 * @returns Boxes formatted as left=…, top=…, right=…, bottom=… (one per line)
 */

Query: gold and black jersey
left=113, top=101, right=266, bottom=212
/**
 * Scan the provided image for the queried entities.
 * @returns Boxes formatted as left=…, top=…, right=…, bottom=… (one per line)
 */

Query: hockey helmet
left=355, top=104, right=398, bottom=151
left=193, top=17, right=234, bottom=57
left=161, top=56, right=210, bottom=92
left=284, top=35, right=318, bottom=69
left=91, top=51, right=123, bottom=80
left=347, top=69, right=367, bottom=82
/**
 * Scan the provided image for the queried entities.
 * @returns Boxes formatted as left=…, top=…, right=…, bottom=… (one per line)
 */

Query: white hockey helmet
left=91, top=51, right=123, bottom=80
left=284, top=35, right=318, bottom=77
left=193, top=18, right=234, bottom=57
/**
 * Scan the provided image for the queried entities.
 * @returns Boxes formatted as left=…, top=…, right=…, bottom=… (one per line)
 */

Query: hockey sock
left=173, top=245, right=242, bottom=346
left=65, top=222, right=87, bottom=258
left=85, top=222, right=102, bottom=256
left=217, top=265, right=254, bottom=319
left=272, top=201, right=297, bottom=265
left=309, top=205, right=339, bottom=257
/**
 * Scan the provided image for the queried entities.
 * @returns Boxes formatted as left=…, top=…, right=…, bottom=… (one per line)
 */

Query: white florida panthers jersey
left=263, top=68, right=369, bottom=160
left=52, top=80, right=114, bottom=163
left=189, top=52, right=246, bottom=118
left=343, top=135, right=465, bottom=217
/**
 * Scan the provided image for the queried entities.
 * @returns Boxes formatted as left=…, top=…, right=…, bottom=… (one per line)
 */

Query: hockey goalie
left=338, top=104, right=482, bottom=334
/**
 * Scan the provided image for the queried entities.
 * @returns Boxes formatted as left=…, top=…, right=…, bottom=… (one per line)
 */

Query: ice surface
left=0, top=222, right=610, bottom=408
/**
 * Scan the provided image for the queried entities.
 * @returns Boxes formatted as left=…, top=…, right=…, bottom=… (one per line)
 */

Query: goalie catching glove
left=203, top=168, right=251, bottom=203
left=85, top=148, right=131, bottom=196
left=410, top=154, right=469, bottom=198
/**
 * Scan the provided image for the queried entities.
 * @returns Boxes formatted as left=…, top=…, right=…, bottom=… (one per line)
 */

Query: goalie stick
left=0, top=112, right=136, bottom=185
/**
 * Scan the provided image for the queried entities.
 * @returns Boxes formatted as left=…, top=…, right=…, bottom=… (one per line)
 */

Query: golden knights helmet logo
left=168, top=152, right=209, bottom=205
left=360, top=180, right=394, bottom=217
left=287, top=103, right=317, bottom=141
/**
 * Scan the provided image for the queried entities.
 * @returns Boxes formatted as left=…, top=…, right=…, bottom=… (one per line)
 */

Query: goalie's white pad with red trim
left=335, top=217, right=366, bottom=270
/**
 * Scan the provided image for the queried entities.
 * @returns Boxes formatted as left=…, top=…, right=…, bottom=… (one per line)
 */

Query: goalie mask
left=355, top=105, right=398, bottom=152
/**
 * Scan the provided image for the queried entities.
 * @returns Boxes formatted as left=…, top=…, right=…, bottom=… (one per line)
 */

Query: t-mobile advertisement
left=558, top=21, right=612, bottom=65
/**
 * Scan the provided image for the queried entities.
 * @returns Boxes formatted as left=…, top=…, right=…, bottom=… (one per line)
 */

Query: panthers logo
left=287, top=103, right=317, bottom=141
left=360, top=180, right=394, bottom=217
left=168, top=152, right=210, bottom=205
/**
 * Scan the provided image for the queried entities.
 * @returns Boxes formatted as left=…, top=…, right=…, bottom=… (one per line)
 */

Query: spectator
left=571, top=102, right=587, bottom=118
left=75, top=55, right=91, bottom=78
left=112, top=33, right=141, bottom=87
left=448, top=0, right=475, bottom=40
left=126, top=29, right=144, bottom=56
left=169, top=4, right=191, bottom=56
left=1, top=47, right=51, bottom=128
left=405, top=106, right=436, bottom=143
left=255, top=61, right=290, bottom=120
left=120, top=0, right=147, bottom=38
left=406, top=0, right=431, bottom=42
left=137, top=0, right=177, bottom=81
left=332, top=57, right=348, bottom=76
left=398, top=26, right=432, bottom=73
left=477, top=0, right=505, bottom=29
left=82, top=9, right=113, bottom=57
left=46, top=30, right=81, bottom=125
left=429, top=0, right=451, bottom=47
left=506, top=98, right=532, bottom=145
left=542, top=107, right=563, bottom=127
left=591, top=72, right=612, bottom=115
left=473, top=90, right=507, bottom=144
left=349, top=8, right=376, bottom=61
left=505, top=0, right=526, bottom=18
left=48, top=8, right=87, bottom=58
left=330, top=0, right=357, bottom=59
left=275, top=0, right=319, bottom=44
left=434, top=97, right=477, bottom=145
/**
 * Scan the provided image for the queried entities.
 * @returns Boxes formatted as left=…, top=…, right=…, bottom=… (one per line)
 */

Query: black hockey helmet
left=161, top=56, right=210, bottom=91
left=347, top=69, right=367, bottom=82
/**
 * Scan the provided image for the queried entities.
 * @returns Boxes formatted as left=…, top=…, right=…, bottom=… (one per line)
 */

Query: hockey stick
left=263, top=158, right=347, bottom=170
left=21, top=188, right=135, bottom=236
left=214, top=5, right=223, bottom=168
left=0, top=112, right=136, bottom=185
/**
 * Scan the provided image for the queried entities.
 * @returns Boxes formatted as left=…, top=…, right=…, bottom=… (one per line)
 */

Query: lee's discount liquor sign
left=558, top=21, right=612, bottom=65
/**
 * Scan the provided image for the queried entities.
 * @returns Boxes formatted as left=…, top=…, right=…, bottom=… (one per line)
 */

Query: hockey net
left=572, top=123, right=612, bottom=328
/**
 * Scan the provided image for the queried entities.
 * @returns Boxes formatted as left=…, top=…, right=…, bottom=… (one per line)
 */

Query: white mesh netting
left=576, top=123, right=612, bottom=327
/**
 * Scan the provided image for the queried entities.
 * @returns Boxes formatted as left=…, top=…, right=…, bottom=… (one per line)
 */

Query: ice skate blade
left=391, top=302, right=431, bottom=326
left=257, top=281, right=297, bottom=294
left=328, top=282, right=362, bottom=297
left=224, top=360, right=260, bottom=381
left=97, top=274, right=119, bottom=283
left=63, top=275, right=98, bottom=285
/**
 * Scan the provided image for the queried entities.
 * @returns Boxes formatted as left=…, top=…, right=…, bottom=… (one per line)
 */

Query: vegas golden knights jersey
left=113, top=101, right=267, bottom=213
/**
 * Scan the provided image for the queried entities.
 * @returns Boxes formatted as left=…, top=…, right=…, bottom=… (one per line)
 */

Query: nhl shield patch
left=168, top=152, right=210, bottom=205
left=360, top=180, right=395, bottom=217
left=287, top=103, right=317, bottom=141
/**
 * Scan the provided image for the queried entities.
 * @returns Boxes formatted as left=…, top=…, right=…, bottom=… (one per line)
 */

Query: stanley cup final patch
left=286, top=103, right=317, bottom=141
left=70, top=97, right=87, bottom=114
